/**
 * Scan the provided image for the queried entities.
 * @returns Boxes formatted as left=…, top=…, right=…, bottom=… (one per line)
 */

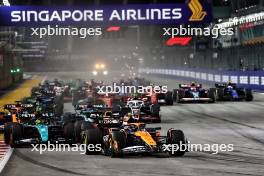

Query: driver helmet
left=88, top=114, right=97, bottom=123
left=227, top=81, right=232, bottom=86
left=35, top=119, right=41, bottom=125
left=190, top=82, right=197, bottom=91
left=227, top=81, right=233, bottom=88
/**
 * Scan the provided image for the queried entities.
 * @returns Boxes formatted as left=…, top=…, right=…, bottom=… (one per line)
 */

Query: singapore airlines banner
left=0, top=1, right=212, bottom=26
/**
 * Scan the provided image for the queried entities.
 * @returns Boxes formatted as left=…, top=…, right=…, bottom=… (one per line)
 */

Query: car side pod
left=35, top=124, right=49, bottom=142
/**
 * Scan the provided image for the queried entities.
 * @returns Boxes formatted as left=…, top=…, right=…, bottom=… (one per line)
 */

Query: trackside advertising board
left=0, top=1, right=212, bottom=26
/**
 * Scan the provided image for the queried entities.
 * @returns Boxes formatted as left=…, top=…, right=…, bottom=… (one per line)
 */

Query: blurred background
left=0, top=0, right=263, bottom=89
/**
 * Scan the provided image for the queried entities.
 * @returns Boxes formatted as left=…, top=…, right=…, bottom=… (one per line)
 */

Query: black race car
left=215, top=83, right=253, bottom=101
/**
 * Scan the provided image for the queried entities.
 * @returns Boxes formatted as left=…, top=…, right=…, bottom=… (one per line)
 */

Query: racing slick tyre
left=176, top=90, right=184, bottom=103
left=216, top=88, right=224, bottom=101
left=55, top=96, right=64, bottom=116
left=55, top=106, right=63, bottom=117
left=109, top=131, right=126, bottom=158
left=81, top=121, right=94, bottom=131
left=82, top=128, right=102, bottom=155
left=173, top=90, right=180, bottom=103
left=55, top=100, right=64, bottom=116
left=63, top=122, right=74, bottom=143
left=63, top=112, right=73, bottom=124
left=153, top=117, right=161, bottom=123
left=72, top=91, right=81, bottom=106
left=4, top=122, right=12, bottom=145
left=245, top=89, right=253, bottom=101
left=9, top=123, right=23, bottom=148
left=74, top=120, right=83, bottom=143
left=165, top=91, right=173, bottom=105
left=167, top=130, right=186, bottom=157
left=173, top=89, right=178, bottom=102
left=208, top=88, right=216, bottom=103
left=112, top=104, right=122, bottom=112
left=151, top=104, right=161, bottom=122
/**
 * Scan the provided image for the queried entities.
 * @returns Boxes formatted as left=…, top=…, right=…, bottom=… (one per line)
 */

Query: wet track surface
left=1, top=73, right=264, bottom=176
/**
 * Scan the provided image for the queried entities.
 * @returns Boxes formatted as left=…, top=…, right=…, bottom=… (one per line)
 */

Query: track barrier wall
left=139, top=68, right=264, bottom=91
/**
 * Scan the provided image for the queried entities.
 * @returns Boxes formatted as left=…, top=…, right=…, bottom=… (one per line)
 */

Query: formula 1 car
left=1, top=101, right=36, bottom=126
left=133, top=88, right=173, bottom=106
left=150, top=92, right=174, bottom=105
left=31, top=85, right=64, bottom=116
left=83, top=122, right=187, bottom=157
left=3, top=99, right=69, bottom=147
left=61, top=96, right=116, bottom=143
left=71, top=109, right=123, bottom=144
left=215, top=83, right=253, bottom=101
left=173, top=83, right=216, bottom=103
left=123, top=99, right=161, bottom=123
left=62, top=97, right=123, bottom=144
left=70, top=80, right=93, bottom=106
left=4, top=112, right=66, bottom=147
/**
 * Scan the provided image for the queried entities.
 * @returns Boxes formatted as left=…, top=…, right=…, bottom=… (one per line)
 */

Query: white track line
left=254, top=92, right=264, bottom=95
left=0, top=148, right=13, bottom=173
left=0, top=74, right=47, bottom=173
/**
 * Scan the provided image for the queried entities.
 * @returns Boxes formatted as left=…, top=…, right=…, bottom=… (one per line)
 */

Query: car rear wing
left=98, top=118, right=122, bottom=127
left=75, top=104, right=108, bottom=111
left=215, top=83, right=237, bottom=88
left=4, top=104, right=18, bottom=110
left=179, top=84, right=189, bottom=88
left=75, top=104, right=88, bottom=111
left=179, top=84, right=202, bottom=88
left=21, top=104, right=34, bottom=108
left=215, top=83, right=226, bottom=88
left=145, top=127, right=161, bottom=132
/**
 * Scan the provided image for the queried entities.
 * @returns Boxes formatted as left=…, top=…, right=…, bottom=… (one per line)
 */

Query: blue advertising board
left=139, top=67, right=264, bottom=91
left=0, top=1, right=212, bottom=26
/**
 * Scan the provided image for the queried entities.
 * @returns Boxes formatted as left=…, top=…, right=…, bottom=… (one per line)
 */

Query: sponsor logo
left=0, top=3, right=211, bottom=26
left=31, top=141, right=102, bottom=155
left=96, top=83, right=168, bottom=96
left=188, top=0, right=207, bottom=21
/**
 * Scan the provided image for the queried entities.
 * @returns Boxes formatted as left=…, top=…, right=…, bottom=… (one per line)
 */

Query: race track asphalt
left=1, top=73, right=264, bottom=176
